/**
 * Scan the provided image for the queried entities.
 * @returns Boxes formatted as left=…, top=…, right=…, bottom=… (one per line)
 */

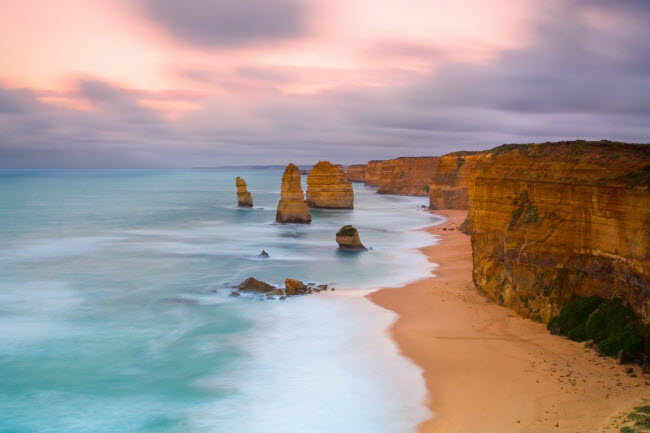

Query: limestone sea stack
left=306, top=161, right=354, bottom=208
left=236, top=177, right=253, bottom=207
left=336, top=225, right=366, bottom=249
left=276, top=163, right=312, bottom=224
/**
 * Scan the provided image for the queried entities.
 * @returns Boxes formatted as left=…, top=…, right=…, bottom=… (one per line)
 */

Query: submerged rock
left=285, top=278, right=309, bottom=296
left=258, top=250, right=270, bottom=258
left=276, top=163, right=311, bottom=224
left=306, top=161, right=354, bottom=209
left=236, top=177, right=253, bottom=207
left=236, top=277, right=275, bottom=293
left=336, top=225, right=366, bottom=250
left=230, top=291, right=241, bottom=297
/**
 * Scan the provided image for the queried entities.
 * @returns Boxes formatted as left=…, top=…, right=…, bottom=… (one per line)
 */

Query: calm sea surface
left=0, top=169, right=439, bottom=433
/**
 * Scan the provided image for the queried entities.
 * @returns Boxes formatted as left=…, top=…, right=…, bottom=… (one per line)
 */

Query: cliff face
left=377, top=157, right=439, bottom=196
left=469, top=141, right=650, bottom=322
left=364, top=160, right=383, bottom=186
left=306, top=161, right=354, bottom=208
left=276, top=163, right=312, bottom=223
left=235, top=177, right=253, bottom=207
left=428, top=152, right=481, bottom=210
left=346, top=164, right=366, bottom=182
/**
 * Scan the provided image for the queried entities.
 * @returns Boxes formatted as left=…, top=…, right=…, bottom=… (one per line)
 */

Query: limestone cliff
left=346, top=164, right=366, bottom=182
left=235, top=177, right=253, bottom=207
left=276, top=163, right=312, bottom=224
left=364, top=160, right=383, bottom=186
left=428, top=152, right=481, bottom=209
left=468, top=141, right=650, bottom=322
left=306, top=161, right=354, bottom=209
left=377, top=157, right=439, bottom=196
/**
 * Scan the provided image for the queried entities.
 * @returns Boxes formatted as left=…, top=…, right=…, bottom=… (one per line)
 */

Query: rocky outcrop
left=236, top=177, right=253, bottom=207
left=336, top=225, right=366, bottom=249
left=469, top=141, right=650, bottom=323
left=276, top=163, right=312, bottom=224
left=236, top=277, right=275, bottom=292
left=306, top=161, right=354, bottom=209
left=364, top=160, right=383, bottom=186
left=285, top=278, right=309, bottom=295
left=347, top=164, right=366, bottom=182
left=377, top=157, right=439, bottom=196
left=428, top=152, right=482, bottom=209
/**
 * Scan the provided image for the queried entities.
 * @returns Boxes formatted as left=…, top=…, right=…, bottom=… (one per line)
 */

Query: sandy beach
left=369, top=209, right=649, bottom=433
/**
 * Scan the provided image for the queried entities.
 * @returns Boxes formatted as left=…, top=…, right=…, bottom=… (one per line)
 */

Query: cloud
left=0, top=0, right=649, bottom=168
left=140, top=0, right=305, bottom=47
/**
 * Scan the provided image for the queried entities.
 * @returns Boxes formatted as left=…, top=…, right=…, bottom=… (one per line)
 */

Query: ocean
left=0, top=169, right=439, bottom=433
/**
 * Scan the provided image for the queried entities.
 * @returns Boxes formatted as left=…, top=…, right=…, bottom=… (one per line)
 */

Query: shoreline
left=368, top=209, right=649, bottom=433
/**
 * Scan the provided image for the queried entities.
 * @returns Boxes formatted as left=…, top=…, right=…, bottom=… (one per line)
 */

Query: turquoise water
left=0, top=169, right=440, bottom=433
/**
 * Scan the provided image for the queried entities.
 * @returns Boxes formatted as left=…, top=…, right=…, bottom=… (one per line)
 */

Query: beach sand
left=368, top=209, right=649, bottom=433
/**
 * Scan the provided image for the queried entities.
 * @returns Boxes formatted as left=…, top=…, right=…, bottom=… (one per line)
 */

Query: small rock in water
left=230, top=291, right=241, bottom=297
left=279, top=296, right=287, bottom=300
left=336, top=225, right=366, bottom=250
left=272, top=289, right=284, bottom=296
left=317, top=284, right=328, bottom=290
left=258, top=250, right=270, bottom=258
left=236, top=277, right=275, bottom=293
left=285, top=278, right=309, bottom=296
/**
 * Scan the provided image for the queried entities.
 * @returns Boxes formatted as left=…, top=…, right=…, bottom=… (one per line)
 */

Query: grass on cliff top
left=548, top=296, right=647, bottom=359
left=490, top=139, right=650, bottom=160
left=337, top=225, right=358, bottom=237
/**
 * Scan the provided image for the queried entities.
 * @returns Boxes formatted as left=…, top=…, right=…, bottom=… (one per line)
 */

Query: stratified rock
left=377, top=157, right=439, bottom=196
left=272, top=288, right=285, bottom=296
left=364, top=160, right=383, bottom=186
left=276, top=163, right=312, bottom=224
left=469, top=140, right=650, bottom=323
left=285, top=278, right=308, bottom=296
left=258, top=250, right=269, bottom=258
left=236, top=277, right=275, bottom=293
left=428, top=152, right=481, bottom=210
left=236, top=177, right=253, bottom=207
left=336, top=225, right=366, bottom=249
left=306, top=161, right=354, bottom=209
left=346, top=164, right=366, bottom=182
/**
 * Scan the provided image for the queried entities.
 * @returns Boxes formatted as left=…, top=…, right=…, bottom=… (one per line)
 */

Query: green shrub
left=585, top=298, right=644, bottom=357
left=548, top=295, right=604, bottom=341
left=337, top=225, right=358, bottom=237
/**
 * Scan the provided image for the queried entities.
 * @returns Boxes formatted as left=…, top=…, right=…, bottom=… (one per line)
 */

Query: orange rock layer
left=306, top=161, right=354, bottom=208
left=276, top=163, right=311, bottom=224
left=377, top=157, right=439, bottom=196
left=364, top=160, right=383, bottom=186
left=468, top=141, right=650, bottom=322
left=428, top=152, right=482, bottom=209
left=346, top=164, right=366, bottom=182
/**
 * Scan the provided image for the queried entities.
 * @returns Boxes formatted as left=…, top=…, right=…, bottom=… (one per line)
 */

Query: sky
left=0, top=0, right=649, bottom=168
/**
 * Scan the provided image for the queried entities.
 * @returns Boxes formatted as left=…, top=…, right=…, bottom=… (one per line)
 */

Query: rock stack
left=276, top=163, right=312, bottom=224
left=306, top=161, right=354, bottom=209
left=236, top=177, right=253, bottom=207
left=336, top=225, right=366, bottom=249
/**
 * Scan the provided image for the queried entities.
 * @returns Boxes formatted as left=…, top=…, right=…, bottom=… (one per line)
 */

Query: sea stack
left=346, top=164, right=366, bottom=182
left=236, top=177, right=253, bottom=207
left=306, top=161, right=354, bottom=208
left=276, top=163, right=312, bottom=224
left=336, top=225, right=366, bottom=249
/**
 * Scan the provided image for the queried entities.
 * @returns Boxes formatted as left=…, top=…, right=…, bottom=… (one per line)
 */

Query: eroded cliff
left=346, top=164, right=366, bottom=182
left=306, top=161, right=354, bottom=208
left=364, top=160, right=383, bottom=186
left=428, top=152, right=481, bottom=209
left=377, top=157, right=439, bottom=196
left=468, top=141, right=650, bottom=322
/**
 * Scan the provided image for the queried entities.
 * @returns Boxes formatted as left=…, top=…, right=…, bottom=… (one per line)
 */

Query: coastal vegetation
left=548, top=296, right=648, bottom=360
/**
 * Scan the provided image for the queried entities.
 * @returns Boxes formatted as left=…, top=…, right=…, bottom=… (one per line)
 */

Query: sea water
left=0, top=169, right=440, bottom=433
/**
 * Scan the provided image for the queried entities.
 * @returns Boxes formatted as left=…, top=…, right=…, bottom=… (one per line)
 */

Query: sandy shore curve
left=368, top=209, right=649, bottom=433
